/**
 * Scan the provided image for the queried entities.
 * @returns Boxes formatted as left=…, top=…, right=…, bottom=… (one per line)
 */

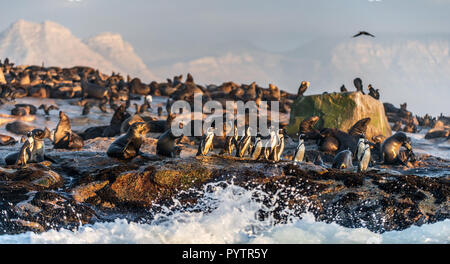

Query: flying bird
left=352, top=31, right=375, bottom=38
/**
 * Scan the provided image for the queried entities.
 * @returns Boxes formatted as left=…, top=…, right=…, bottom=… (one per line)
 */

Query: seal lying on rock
left=381, top=131, right=415, bottom=165
left=318, top=118, right=371, bottom=154
left=156, top=123, right=184, bottom=158
left=53, top=111, right=84, bottom=149
left=107, top=122, right=149, bottom=160
left=5, top=121, right=36, bottom=135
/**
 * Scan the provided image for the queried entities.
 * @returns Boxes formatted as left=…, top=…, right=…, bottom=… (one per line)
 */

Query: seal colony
left=0, top=58, right=448, bottom=235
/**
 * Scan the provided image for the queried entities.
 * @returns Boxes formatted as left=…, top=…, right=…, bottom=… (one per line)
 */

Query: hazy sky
left=0, top=0, right=449, bottom=115
left=2, top=0, right=450, bottom=54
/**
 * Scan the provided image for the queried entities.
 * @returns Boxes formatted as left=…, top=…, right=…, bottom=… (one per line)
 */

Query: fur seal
left=107, top=122, right=149, bottom=160
left=298, top=116, right=321, bottom=140
left=156, top=123, right=184, bottom=158
left=380, top=132, right=415, bottom=165
left=11, top=104, right=37, bottom=116
left=0, top=134, right=17, bottom=146
left=54, top=111, right=84, bottom=149
left=348, top=118, right=371, bottom=136
left=332, top=150, right=353, bottom=169
left=5, top=121, right=36, bottom=135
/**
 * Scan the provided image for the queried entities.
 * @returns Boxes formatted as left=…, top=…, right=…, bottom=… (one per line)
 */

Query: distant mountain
left=0, top=20, right=158, bottom=82
left=84, top=32, right=158, bottom=81
left=157, top=35, right=450, bottom=116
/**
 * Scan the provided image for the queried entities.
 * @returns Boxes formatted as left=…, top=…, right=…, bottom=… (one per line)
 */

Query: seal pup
left=380, top=132, right=415, bottom=165
left=332, top=150, right=353, bottom=169
left=236, top=126, right=252, bottom=158
left=357, top=142, right=371, bottom=172
left=107, top=122, right=149, bottom=160
left=156, top=123, right=184, bottom=158
left=293, top=134, right=306, bottom=163
left=272, top=129, right=285, bottom=162
left=53, top=111, right=84, bottom=149
left=39, top=104, right=59, bottom=116
left=197, top=126, right=215, bottom=156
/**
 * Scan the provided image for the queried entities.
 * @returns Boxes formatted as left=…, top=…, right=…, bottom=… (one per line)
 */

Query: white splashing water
left=0, top=183, right=448, bottom=244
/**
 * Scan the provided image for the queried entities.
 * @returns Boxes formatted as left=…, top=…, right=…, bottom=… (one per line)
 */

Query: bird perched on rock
left=353, top=78, right=365, bottom=94
left=368, top=84, right=380, bottom=100
left=340, top=85, right=348, bottom=92
left=352, top=31, right=375, bottom=38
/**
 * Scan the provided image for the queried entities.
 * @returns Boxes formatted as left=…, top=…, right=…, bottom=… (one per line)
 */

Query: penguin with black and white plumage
left=357, top=141, right=371, bottom=172
left=223, top=121, right=238, bottom=156
left=264, top=127, right=278, bottom=160
left=355, top=133, right=366, bottom=161
left=272, top=129, right=285, bottom=162
left=250, top=134, right=263, bottom=160
left=236, top=126, right=252, bottom=158
left=144, top=95, right=153, bottom=109
left=293, top=133, right=306, bottom=163
left=197, top=126, right=215, bottom=156
left=15, top=132, right=34, bottom=166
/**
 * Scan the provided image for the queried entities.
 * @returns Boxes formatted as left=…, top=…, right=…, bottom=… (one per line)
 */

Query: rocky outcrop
left=288, top=92, right=392, bottom=139
left=0, top=151, right=448, bottom=235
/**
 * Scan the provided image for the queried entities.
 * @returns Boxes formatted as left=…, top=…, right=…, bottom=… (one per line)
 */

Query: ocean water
left=0, top=97, right=448, bottom=244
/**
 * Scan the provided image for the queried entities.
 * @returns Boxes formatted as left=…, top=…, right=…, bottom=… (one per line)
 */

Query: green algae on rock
left=287, top=92, right=392, bottom=139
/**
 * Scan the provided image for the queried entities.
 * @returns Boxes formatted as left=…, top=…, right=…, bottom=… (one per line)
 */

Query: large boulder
left=287, top=92, right=392, bottom=139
